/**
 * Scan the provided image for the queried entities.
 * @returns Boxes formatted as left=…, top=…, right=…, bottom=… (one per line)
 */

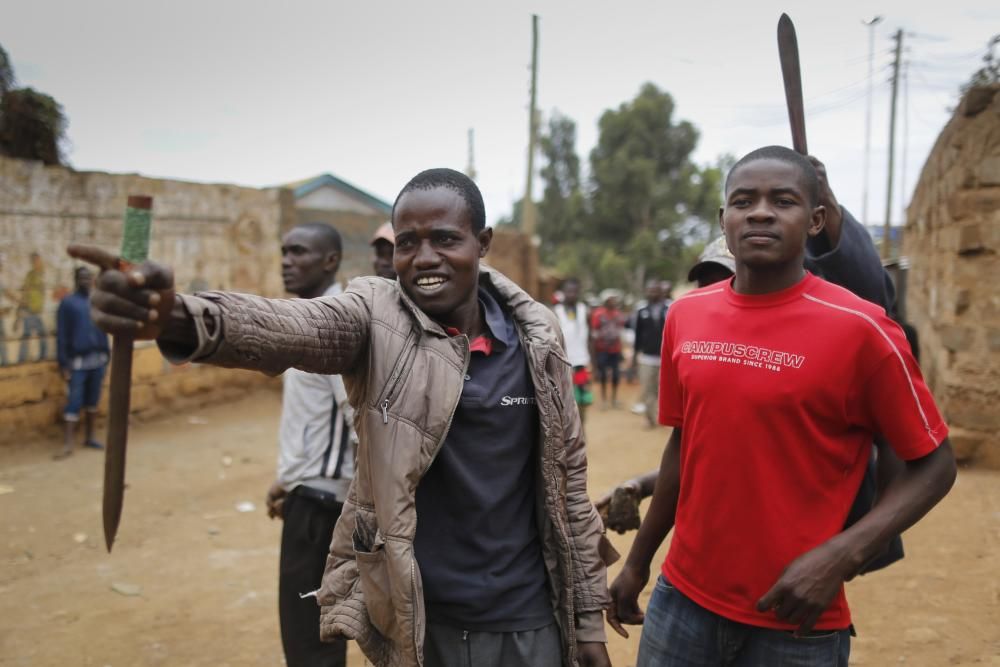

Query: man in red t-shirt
left=608, top=146, right=956, bottom=666
left=590, top=291, right=627, bottom=408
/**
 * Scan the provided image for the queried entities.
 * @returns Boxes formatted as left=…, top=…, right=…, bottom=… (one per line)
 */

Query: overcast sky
left=4, top=0, right=997, bottom=230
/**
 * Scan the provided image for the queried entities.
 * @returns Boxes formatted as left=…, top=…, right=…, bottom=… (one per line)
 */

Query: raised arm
left=805, top=157, right=895, bottom=312
left=69, top=244, right=371, bottom=377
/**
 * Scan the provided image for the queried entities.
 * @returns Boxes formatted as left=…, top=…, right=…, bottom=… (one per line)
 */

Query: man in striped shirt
left=265, top=222, right=355, bottom=667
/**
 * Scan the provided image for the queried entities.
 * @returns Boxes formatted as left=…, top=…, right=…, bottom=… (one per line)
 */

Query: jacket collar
left=394, top=266, right=557, bottom=350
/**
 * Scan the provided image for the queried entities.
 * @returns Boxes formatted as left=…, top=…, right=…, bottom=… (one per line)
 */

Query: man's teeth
left=416, top=277, right=446, bottom=288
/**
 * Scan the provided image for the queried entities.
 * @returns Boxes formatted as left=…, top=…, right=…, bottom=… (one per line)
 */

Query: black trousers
left=279, top=489, right=347, bottom=667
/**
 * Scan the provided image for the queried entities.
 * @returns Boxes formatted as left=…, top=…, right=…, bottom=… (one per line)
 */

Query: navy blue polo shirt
left=413, top=288, right=551, bottom=632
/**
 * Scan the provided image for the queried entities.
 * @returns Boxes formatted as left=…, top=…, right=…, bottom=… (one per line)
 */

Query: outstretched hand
left=67, top=244, right=176, bottom=339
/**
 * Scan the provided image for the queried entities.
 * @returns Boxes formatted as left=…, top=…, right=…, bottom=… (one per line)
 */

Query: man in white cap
left=370, top=221, right=396, bottom=280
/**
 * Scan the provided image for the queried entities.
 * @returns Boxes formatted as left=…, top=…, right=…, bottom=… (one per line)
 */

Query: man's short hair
left=392, top=168, right=486, bottom=233
left=296, top=222, right=342, bottom=254
left=725, top=146, right=819, bottom=207
left=74, top=266, right=89, bottom=280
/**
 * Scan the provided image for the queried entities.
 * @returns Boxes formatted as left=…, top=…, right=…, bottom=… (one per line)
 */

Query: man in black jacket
left=631, top=280, right=670, bottom=428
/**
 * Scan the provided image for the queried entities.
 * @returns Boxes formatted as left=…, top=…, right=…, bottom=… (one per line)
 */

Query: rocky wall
left=904, top=85, right=1000, bottom=468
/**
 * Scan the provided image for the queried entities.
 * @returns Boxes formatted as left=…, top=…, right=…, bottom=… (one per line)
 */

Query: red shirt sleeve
left=849, top=317, right=948, bottom=461
left=658, top=309, right=683, bottom=427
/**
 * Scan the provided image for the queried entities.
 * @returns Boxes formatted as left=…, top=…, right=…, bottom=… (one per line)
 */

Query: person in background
left=590, top=289, right=627, bottom=409
left=17, top=252, right=47, bottom=362
left=54, top=266, right=109, bottom=459
left=264, top=222, right=354, bottom=667
left=0, top=254, right=17, bottom=366
left=553, top=277, right=593, bottom=424
left=630, top=279, right=670, bottom=428
left=371, top=221, right=396, bottom=280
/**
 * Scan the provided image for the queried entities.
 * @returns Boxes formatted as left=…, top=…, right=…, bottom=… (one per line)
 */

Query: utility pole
left=882, top=28, right=903, bottom=260
left=861, top=16, right=883, bottom=226
left=466, top=128, right=477, bottom=181
left=521, top=14, right=539, bottom=236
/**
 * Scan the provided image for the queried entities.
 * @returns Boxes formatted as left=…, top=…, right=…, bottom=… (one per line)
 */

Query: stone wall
left=904, top=85, right=1000, bottom=468
left=0, top=157, right=292, bottom=443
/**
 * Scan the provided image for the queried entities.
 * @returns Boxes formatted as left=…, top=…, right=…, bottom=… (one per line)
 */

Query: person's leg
left=636, top=575, right=722, bottom=667
left=82, top=366, right=106, bottom=448
left=610, top=353, right=622, bottom=407
left=279, top=492, right=347, bottom=667
left=17, top=318, right=30, bottom=363
left=490, top=623, right=561, bottom=667
left=423, top=623, right=470, bottom=667
left=595, top=353, right=610, bottom=404
left=734, top=625, right=849, bottom=667
left=57, top=370, right=86, bottom=459
left=638, top=363, right=658, bottom=426
left=0, top=317, right=8, bottom=365
left=33, top=316, right=47, bottom=361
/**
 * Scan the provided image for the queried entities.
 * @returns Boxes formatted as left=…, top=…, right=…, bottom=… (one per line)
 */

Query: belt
left=292, top=484, right=342, bottom=510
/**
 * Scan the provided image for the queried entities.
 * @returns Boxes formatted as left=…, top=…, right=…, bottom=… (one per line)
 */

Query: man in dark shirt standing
left=55, top=267, right=109, bottom=459
left=631, top=279, right=670, bottom=428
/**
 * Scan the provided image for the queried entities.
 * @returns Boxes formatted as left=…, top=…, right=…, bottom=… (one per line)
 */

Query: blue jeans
left=637, top=576, right=849, bottom=667
left=64, top=366, right=107, bottom=420
left=18, top=313, right=47, bottom=362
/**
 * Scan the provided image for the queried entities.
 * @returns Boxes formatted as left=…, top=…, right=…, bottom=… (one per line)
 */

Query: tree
left=0, top=44, right=14, bottom=97
left=586, top=83, right=721, bottom=290
left=962, top=34, right=1000, bottom=93
left=0, top=41, right=67, bottom=165
left=537, top=112, right=586, bottom=259
left=0, top=88, right=66, bottom=165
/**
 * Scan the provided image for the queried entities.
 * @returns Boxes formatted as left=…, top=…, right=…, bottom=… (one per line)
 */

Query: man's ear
left=718, top=206, right=725, bottom=234
left=808, top=205, right=827, bottom=238
left=478, top=227, right=493, bottom=258
left=324, top=250, right=341, bottom=274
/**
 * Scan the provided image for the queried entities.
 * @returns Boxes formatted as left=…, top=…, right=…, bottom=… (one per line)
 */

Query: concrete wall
left=904, top=85, right=1000, bottom=468
left=0, top=157, right=291, bottom=443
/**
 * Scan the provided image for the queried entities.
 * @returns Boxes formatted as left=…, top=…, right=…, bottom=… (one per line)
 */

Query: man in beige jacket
left=72, top=168, right=612, bottom=667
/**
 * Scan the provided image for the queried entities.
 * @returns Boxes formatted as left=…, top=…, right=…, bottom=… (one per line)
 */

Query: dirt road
left=2, top=385, right=998, bottom=666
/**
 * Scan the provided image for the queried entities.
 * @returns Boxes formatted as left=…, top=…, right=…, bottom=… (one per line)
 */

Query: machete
left=103, top=195, right=154, bottom=552
left=778, top=13, right=808, bottom=155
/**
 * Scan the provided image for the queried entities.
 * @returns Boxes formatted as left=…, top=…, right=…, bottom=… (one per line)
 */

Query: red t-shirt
left=590, top=307, right=625, bottom=354
left=658, top=272, right=947, bottom=631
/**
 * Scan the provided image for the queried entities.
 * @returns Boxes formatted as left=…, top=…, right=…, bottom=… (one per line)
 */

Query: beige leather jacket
left=168, top=267, right=609, bottom=667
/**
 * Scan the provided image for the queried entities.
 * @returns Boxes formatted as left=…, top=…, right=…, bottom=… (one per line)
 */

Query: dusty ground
left=1, top=384, right=998, bottom=666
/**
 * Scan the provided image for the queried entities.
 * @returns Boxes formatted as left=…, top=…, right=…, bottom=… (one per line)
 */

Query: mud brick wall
left=0, top=157, right=291, bottom=443
left=904, top=85, right=1000, bottom=468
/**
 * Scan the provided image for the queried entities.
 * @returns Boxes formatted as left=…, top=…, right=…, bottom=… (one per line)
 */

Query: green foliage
left=0, top=42, right=67, bottom=166
left=0, top=88, right=66, bottom=165
left=962, top=34, right=1000, bottom=92
left=0, top=44, right=14, bottom=96
left=537, top=112, right=585, bottom=258
left=533, top=83, right=724, bottom=292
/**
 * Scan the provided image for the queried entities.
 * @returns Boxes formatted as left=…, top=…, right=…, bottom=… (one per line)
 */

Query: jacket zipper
left=378, top=330, right=417, bottom=424
left=411, top=339, right=470, bottom=666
